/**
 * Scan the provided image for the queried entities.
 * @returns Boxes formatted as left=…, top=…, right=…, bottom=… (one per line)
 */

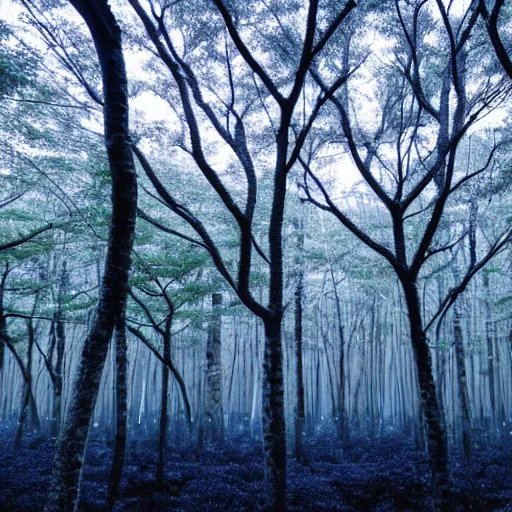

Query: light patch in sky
left=132, top=92, right=174, bottom=123
left=0, top=0, right=20, bottom=21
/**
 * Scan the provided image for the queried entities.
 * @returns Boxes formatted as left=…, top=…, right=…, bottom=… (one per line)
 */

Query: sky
left=1, top=0, right=509, bottom=197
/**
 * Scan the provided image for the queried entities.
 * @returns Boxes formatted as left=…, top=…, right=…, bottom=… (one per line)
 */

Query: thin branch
left=479, top=0, right=512, bottom=79
left=212, top=0, right=285, bottom=104
left=137, top=208, right=208, bottom=250
left=300, top=157, right=398, bottom=270
left=0, top=224, right=54, bottom=252
left=426, top=227, right=512, bottom=331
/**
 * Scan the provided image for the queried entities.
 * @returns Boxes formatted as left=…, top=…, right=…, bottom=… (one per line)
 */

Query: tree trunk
left=453, top=304, right=471, bottom=460
left=294, top=269, right=306, bottom=464
left=51, top=264, right=67, bottom=437
left=262, top=317, right=286, bottom=511
left=320, top=209, right=347, bottom=439
left=157, top=317, right=171, bottom=486
left=45, top=2, right=137, bottom=510
left=337, top=324, right=347, bottom=441
left=227, top=319, right=238, bottom=431
left=402, top=279, right=450, bottom=511
left=106, top=312, right=128, bottom=511
left=250, top=315, right=261, bottom=438
left=14, top=317, right=40, bottom=447
left=204, top=291, right=224, bottom=443
left=51, top=382, right=63, bottom=438
left=0, top=266, right=8, bottom=373
left=0, top=336, right=3, bottom=373
left=483, top=274, right=496, bottom=430
left=51, top=307, right=66, bottom=437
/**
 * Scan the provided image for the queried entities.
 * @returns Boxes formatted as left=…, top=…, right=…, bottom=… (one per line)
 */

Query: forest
left=0, top=0, right=511, bottom=511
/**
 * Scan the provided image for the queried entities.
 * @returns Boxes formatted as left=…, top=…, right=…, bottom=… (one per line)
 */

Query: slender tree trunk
left=157, top=317, right=171, bottom=486
left=227, top=320, right=238, bottom=434
left=50, top=310, right=66, bottom=437
left=337, top=323, right=347, bottom=440
left=14, top=317, right=40, bottom=447
left=294, top=268, right=306, bottom=464
left=0, top=328, right=39, bottom=432
left=325, top=342, right=337, bottom=419
left=435, top=278, right=447, bottom=441
left=106, top=312, right=128, bottom=511
left=250, top=316, right=260, bottom=438
left=14, top=381, right=32, bottom=448
left=483, top=274, right=496, bottom=430
left=453, top=307, right=471, bottom=460
left=157, top=362, right=169, bottom=486
left=128, top=325, right=192, bottom=432
left=293, top=215, right=306, bottom=464
left=51, top=379, right=63, bottom=438
left=204, top=292, right=224, bottom=443
left=0, top=266, right=8, bottom=374
left=51, top=265, right=67, bottom=437
left=0, top=321, right=4, bottom=373
left=45, top=2, right=137, bottom=510
left=319, top=209, right=347, bottom=439
left=315, top=348, right=321, bottom=427
left=402, top=279, right=450, bottom=511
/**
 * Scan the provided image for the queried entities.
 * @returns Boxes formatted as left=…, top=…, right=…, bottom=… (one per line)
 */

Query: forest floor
left=1, top=427, right=512, bottom=511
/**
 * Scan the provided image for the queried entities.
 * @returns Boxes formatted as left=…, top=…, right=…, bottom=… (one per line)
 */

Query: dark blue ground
left=1, top=429, right=512, bottom=511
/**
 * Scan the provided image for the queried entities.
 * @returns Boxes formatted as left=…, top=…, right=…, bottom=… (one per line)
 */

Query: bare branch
left=0, top=224, right=54, bottom=252
left=212, top=0, right=285, bottom=104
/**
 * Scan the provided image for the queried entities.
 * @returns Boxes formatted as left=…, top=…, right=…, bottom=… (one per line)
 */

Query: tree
left=105, top=312, right=128, bottom=512
left=0, top=264, right=41, bottom=444
left=125, top=1, right=356, bottom=508
left=479, top=0, right=512, bottom=79
left=301, top=2, right=511, bottom=508
left=204, top=289, right=224, bottom=443
left=45, top=0, right=138, bottom=510
left=126, top=245, right=209, bottom=484
left=1, top=1, right=511, bottom=511
left=293, top=213, right=307, bottom=463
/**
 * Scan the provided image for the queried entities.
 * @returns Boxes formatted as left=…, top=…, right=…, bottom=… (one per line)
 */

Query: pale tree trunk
left=483, top=274, right=496, bottom=430
left=337, top=323, right=347, bottom=441
left=319, top=210, right=347, bottom=439
left=45, top=1, right=137, bottom=510
left=250, top=315, right=261, bottom=438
